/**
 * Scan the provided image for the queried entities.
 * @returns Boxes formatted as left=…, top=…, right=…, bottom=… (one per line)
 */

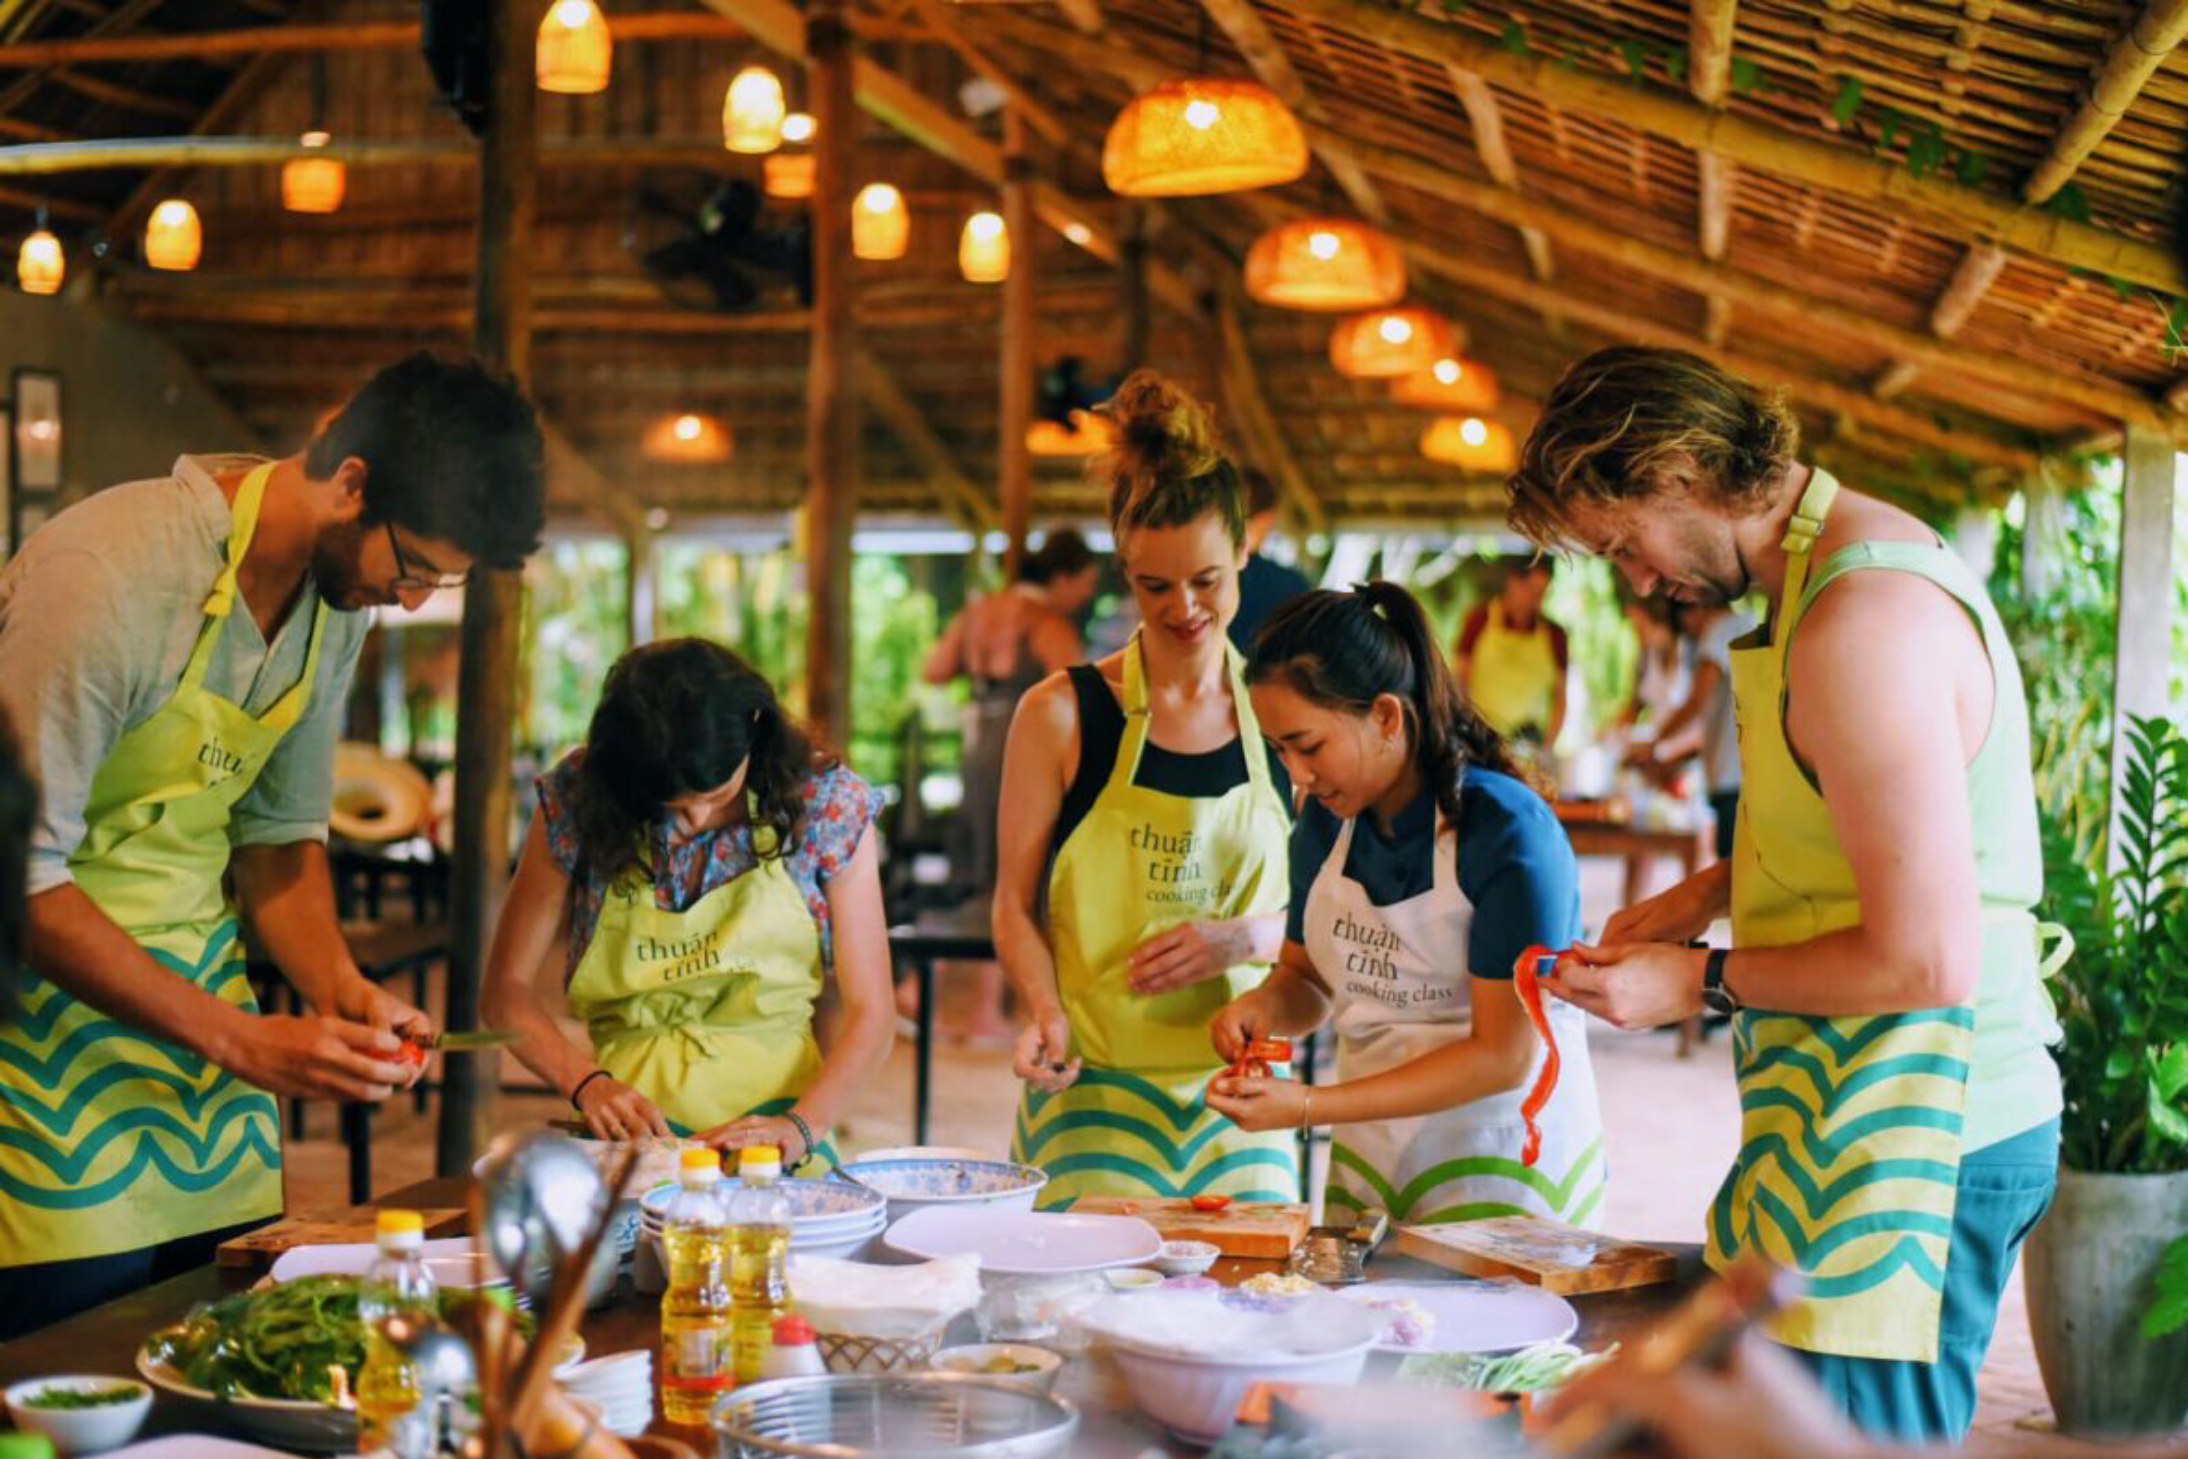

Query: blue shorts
left=1791, top=1118, right=2060, bottom=1443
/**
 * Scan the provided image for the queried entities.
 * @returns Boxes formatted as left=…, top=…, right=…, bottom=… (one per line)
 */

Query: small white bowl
left=1154, top=1240, right=1220, bottom=1277
left=929, top=1343, right=1064, bottom=1396
left=1102, top=1267, right=1165, bottom=1293
left=4, top=1376, right=152, bottom=1454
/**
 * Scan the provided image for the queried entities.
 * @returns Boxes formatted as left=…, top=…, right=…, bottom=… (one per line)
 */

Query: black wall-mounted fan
left=626, top=173, right=813, bottom=312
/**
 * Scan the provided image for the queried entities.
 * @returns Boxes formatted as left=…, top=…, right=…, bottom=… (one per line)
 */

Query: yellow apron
left=0, top=462, right=324, bottom=1264
left=565, top=808, right=836, bottom=1168
left=1012, top=635, right=1298, bottom=1206
left=1705, top=468, right=2060, bottom=1362
left=1467, top=600, right=1560, bottom=741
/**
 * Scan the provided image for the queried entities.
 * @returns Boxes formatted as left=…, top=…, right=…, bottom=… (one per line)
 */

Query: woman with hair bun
left=482, top=638, right=895, bottom=1169
left=993, top=370, right=1298, bottom=1205
left=1207, top=581, right=1607, bottom=1226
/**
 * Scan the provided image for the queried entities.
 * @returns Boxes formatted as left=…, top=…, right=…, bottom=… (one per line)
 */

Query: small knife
left=416, top=1028, right=524, bottom=1051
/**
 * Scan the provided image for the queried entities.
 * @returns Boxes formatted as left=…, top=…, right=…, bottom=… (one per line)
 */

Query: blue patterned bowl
left=840, top=1156, right=1049, bottom=1224
left=640, top=1176, right=886, bottom=1231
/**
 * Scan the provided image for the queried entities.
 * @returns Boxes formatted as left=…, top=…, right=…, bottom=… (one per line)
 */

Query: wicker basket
left=813, top=1327, right=946, bottom=1374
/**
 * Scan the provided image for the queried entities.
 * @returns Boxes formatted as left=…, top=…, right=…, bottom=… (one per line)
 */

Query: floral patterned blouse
left=536, top=751, right=886, bottom=982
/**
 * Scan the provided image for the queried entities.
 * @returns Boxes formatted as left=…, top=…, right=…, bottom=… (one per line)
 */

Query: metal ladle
left=477, top=1131, right=605, bottom=1311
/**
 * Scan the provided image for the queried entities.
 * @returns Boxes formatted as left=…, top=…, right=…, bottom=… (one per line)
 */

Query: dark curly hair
left=1247, top=582, right=1531, bottom=827
left=566, top=639, right=834, bottom=884
left=1093, top=369, right=1246, bottom=549
left=1019, top=528, right=1095, bottom=586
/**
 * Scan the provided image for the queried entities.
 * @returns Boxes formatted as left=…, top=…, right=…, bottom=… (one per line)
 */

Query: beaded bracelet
left=568, top=1068, right=612, bottom=1111
left=784, top=1109, right=815, bottom=1164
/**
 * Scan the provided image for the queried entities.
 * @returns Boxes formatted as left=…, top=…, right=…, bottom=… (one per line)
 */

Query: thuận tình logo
left=635, top=930, right=723, bottom=982
left=1329, top=909, right=1402, bottom=982
left=1131, top=822, right=1204, bottom=894
left=197, top=739, right=247, bottom=778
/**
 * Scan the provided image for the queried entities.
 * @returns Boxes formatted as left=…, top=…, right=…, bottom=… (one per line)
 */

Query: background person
left=1455, top=556, right=1569, bottom=747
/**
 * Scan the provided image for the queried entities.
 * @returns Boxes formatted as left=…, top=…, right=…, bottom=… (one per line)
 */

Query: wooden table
left=0, top=1176, right=1698, bottom=1456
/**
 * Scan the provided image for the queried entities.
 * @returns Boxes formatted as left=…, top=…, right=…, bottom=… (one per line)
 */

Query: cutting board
left=1072, top=1197, right=1311, bottom=1259
left=217, top=1206, right=468, bottom=1269
left=1396, top=1216, right=1680, bottom=1294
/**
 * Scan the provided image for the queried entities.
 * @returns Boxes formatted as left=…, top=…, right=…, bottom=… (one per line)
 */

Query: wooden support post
left=999, top=108, right=1035, bottom=576
left=804, top=0, right=856, bottom=746
left=2109, top=426, right=2180, bottom=871
left=437, top=0, right=535, bottom=1175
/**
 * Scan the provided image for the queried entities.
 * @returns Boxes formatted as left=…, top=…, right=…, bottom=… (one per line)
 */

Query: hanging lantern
left=16, top=229, right=63, bottom=295
left=723, top=65, right=785, bottom=153
left=852, top=183, right=909, bottom=261
left=144, top=199, right=202, bottom=272
left=642, top=412, right=733, bottom=464
left=959, top=211, right=1009, bottom=283
left=1243, top=217, right=1405, bottom=312
left=780, top=111, right=815, bottom=144
left=1328, top=306, right=1457, bottom=379
left=1102, top=78, right=1308, bottom=197
left=1026, top=410, right=1116, bottom=457
left=1393, top=355, right=1500, bottom=412
left=536, top=0, right=611, bottom=94
left=1421, top=415, right=1517, bottom=473
left=281, top=131, right=346, bottom=214
left=764, top=152, right=815, bottom=200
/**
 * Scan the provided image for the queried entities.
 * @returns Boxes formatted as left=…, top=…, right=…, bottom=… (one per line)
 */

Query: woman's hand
left=1012, top=1008, right=1081, bottom=1093
left=1205, top=1072, right=1306, bottom=1132
left=1127, top=919, right=1247, bottom=995
left=1602, top=865, right=1729, bottom=945
left=1545, top=943, right=1706, bottom=1031
left=1540, top=1332, right=1880, bottom=1459
left=1209, top=988, right=1275, bottom=1065
left=701, top=1113, right=812, bottom=1167
left=574, top=1074, right=672, bottom=1140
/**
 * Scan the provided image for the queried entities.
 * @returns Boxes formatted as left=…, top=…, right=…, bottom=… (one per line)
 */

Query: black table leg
left=342, top=1101, right=371, bottom=1203
left=914, top=956, right=935, bottom=1145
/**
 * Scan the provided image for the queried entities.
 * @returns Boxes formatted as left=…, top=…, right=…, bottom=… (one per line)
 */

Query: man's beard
left=310, top=517, right=386, bottom=610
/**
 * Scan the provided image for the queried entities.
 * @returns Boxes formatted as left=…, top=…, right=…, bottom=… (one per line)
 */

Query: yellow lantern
left=1026, top=410, right=1116, bottom=457
left=144, top=199, right=202, bottom=272
left=1243, top=217, right=1405, bottom=312
left=1393, top=355, right=1500, bottom=413
left=1328, top=306, right=1457, bottom=379
left=959, top=211, right=1009, bottom=283
left=1420, top=415, right=1517, bottom=473
left=536, top=0, right=610, bottom=94
left=764, top=152, right=815, bottom=200
left=781, top=112, right=815, bottom=144
left=853, top=183, right=909, bottom=261
left=642, top=412, right=733, bottom=464
left=16, top=229, right=63, bottom=295
left=723, top=65, right=785, bottom=154
left=1102, top=78, right=1308, bottom=197
left=281, top=131, right=346, bottom=214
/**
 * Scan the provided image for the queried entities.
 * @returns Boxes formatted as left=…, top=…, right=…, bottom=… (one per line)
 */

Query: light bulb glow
left=145, top=198, right=202, bottom=271
left=781, top=112, right=815, bottom=144
left=959, top=210, right=1010, bottom=282
left=852, top=183, right=909, bottom=260
left=1308, top=230, right=1341, bottom=260
left=1378, top=316, right=1413, bottom=344
left=673, top=414, right=702, bottom=441
left=1461, top=417, right=1489, bottom=447
left=724, top=65, right=786, bottom=153
left=1101, top=77, right=1308, bottom=197
left=17, top=229, right=63, bottom=295
left=1433, top=358, right=1461, bottom=384
left=554, top=1, right=589, bottom=27
left=859, top=184, right=901, bottom=214
left=1184, top=98, right=1221, bottom=129
left=536, top=0, right=611, bottom=93
left=1063, top=222, right=1093, bottom=246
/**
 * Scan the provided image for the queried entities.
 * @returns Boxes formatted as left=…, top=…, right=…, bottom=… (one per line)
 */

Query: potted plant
left=2023, top=714, right=2188, bottom=1435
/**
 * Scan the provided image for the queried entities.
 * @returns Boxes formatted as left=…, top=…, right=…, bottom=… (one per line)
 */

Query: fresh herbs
left=22, top=1387, right=142, bottom=1409
left=1396, top=1339, right=1615, bottom=1392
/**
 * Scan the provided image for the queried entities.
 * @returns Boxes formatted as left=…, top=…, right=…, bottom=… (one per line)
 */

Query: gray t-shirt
left=0, top=454, right=371, bottom=895
left=1696, top=610, right=1755, bottom=795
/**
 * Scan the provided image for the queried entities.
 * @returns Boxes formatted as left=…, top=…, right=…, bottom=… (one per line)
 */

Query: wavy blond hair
left=1093, top=368, right=1246, bottom=547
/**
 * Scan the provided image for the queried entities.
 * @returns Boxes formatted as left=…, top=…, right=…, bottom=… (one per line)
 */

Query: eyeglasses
left=385, top=522, right=470, bottom=591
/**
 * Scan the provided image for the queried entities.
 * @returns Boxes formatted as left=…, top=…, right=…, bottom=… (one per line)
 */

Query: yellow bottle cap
left=738, top=1145, right=782, bottom=1168
left=377, top=1209, right=425, bottom=1235
left=681, top=1148, right=722, bottom=1172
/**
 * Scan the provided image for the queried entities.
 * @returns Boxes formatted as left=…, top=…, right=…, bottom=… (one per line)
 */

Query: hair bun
left=1100, top=367, right=1224, bottom=484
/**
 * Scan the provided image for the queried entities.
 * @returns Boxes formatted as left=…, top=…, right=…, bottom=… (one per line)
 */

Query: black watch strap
left=1702, top=948, right=1740, bottom=1014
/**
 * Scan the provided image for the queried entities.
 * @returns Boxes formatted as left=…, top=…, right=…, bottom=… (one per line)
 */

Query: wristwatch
left=1701, top=948, right=1742, bottom=1016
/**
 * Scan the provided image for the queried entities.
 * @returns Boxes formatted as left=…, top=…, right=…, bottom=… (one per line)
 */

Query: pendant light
left=781, top=112, right=815, bottom=144
left=282, top=131, right=346, bottom=214
left=1026, top=409, right=1116, bottom=457
left=723, top=65, right=786, bottom=154
left=1243, top=217, right=1404, bottom=312
left=1421, top=415, right=1516, bottom=474
left=144, top=199, right=202, bottom=272
left=764, top=152, right=815, bottom=200
left=852, top=183, right=909, bottom=261
left=16, top=210, right=62, bottom=295
left=959, top=211, right=1009, bottom=283
left=1393, top=355, right=1500, bottom=413
left=1328, top=306, right=1457, bottom=379
left=1102, top=77, right=1308, bottom=197
left=642, top=412, right=733, bottom=464
left=536, top=0, right=611, bottom=94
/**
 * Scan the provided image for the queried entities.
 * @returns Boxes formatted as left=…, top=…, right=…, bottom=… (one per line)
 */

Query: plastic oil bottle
left=357, top=1208, right=437, bottom=1459
left=659, top=1147, right=733, bottom=1424
left=727, top=1145, right=792, bottom=1384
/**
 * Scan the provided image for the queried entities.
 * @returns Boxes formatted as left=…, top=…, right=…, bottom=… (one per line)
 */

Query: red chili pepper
left=1190, top=1193, right=1232, bottom=1212
left=398, top=1039, right=430, bottom=1068
left=1243, top=1038, right=1292, bottom=1064
left=1512, top=945, right=1566, bottom=1168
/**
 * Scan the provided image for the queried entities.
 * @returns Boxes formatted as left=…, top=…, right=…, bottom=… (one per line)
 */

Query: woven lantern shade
left=1421, top=415, right=1516, bottom=473
left=1243, top=218, right=1405, bottom=312
left=723, top=66, right=785, bottom=154
left=1026, top=410, right=1116, bottom=457
left=643, top=412, right=733, bottom=464
left=853, top=183, right=909, bottom=261
left=1393, top=356, right=1501, bottom=413
left=1101, top=77, right=1308, bottom=197
left=1328, top=306, right=1457, bottom=379
left=16, top=229, right=63, bottom=295
left=764, top=152, right=815, bottom=200
left=959, top=211, right=1009, bottom=283
left=144, top=199, right=202, bottom=272
left=281, top=132, right=345, bottom=214
left=536, top=0, right=610, bottom=94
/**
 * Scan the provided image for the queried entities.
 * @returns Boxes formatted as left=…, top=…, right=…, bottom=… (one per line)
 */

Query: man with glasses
left=0, top=351, right=545, bottom=1335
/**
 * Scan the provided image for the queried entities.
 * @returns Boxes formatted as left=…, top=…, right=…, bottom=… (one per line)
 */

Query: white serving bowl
left=929, top=1344, right=1064, bottom=1396
left=838, top=1156, right=1047, bottom=1225
left=1153, top=1240, right=1220, bottom=1277
left=4, top=1377, right=152, bottom=1455
left=1106, top=1341, right=1373, bottom=1445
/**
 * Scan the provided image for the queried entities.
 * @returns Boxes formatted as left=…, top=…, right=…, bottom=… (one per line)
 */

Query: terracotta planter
left=2023, top=1166, right=2188, bottom=1436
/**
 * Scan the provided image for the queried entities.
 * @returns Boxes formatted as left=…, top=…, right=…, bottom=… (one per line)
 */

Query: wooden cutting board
left=1072, top=1197, right=1311, bottom=1259
left=217, top=1206, right=468, bottom=1269
left=1396, top=1215, right=1679, bottom=1294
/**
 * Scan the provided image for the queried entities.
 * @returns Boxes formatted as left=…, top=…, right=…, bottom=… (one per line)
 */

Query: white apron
left=1307, top=803, right=1607, bottom=1225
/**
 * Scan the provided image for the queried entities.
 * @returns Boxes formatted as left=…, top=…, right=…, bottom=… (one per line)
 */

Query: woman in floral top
left=483, top=638, right=893, bottom=1168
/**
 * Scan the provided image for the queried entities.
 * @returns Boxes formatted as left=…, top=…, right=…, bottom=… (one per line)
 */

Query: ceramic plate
left=105, top=1438, right=315, bottom=1459
left=884, top=1205, right=1163, bottom=1274
left=838, top=1157, right=1047, bottom=1203
left=268, top=1237, right=474, bottom=1284
left=1334, top=1280, right=1579, bottom=1355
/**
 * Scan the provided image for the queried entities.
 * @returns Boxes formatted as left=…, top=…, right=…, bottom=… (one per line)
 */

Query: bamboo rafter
left=1201, top=0, right=1389, bottom=224
left=1445, top=66, right=1559, bottom=302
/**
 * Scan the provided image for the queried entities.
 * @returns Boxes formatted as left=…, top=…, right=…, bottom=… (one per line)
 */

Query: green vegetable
left=1395, top=1340, right=1616, bottom=1393
left=22, top=1388, right=141, bottom=1410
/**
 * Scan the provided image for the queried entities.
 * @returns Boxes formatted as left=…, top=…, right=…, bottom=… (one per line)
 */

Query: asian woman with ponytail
left=1207, top=582, right=1608, bottom=1226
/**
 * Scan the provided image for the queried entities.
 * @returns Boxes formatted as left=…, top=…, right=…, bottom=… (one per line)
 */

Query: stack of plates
left=558, top=1351, right=653, bottom=1437
left=639, top=1177, right=889, bottom=1264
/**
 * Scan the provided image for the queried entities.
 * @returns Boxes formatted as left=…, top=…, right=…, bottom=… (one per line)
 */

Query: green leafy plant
left=2147, top=1233, right=2188, bottom=1340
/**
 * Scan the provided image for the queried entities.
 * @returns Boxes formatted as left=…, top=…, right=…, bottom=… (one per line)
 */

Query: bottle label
left=732, top=1314, right=776, bottom=1383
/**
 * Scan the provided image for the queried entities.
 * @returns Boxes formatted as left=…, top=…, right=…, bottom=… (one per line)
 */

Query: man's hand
left=1602, top=865, right=1729, bottom=945
left=330, top=978, right=431, bottom=1087
left=1128, top=920, right=1245, bottom=995
left=217, top=1013, right=416, bottom=1102
left=1544, top=943, right=1707, bottom=1030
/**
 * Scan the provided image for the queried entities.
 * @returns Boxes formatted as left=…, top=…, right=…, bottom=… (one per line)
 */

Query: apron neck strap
left=180, top=461, right=279, bottom=690
left=1772, top=466, right=1838, bottom=662
left=1109, top=634, right=1271, bottom=797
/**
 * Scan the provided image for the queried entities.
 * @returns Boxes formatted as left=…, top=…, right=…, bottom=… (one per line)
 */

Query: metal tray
left=710, top=1372, right=1078, bottom=1459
